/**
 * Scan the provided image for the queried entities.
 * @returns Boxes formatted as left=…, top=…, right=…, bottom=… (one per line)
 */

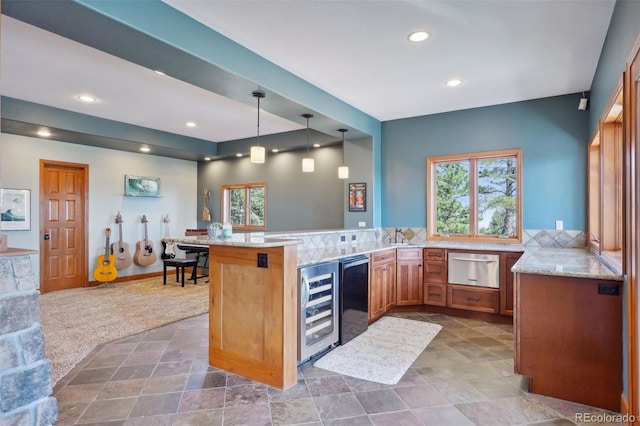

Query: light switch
left=555, top=220, right=563, bottom=231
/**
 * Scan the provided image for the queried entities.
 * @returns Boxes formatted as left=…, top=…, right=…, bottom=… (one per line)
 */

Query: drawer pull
left=429, top=293, right=440, bottom=296
left=467, top=297, right=481, bottom=302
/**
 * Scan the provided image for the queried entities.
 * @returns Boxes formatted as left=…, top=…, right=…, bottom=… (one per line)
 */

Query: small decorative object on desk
left=222, top=222, right=233, bottom=239
left=208, top=222, right=222, bottom=239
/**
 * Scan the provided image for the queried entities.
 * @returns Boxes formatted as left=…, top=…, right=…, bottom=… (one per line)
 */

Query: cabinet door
left=397, top=260, right=423, bottom=305
left=384, top=262, right=397, bottom=310
left=369, top=263, right=386, bottom=321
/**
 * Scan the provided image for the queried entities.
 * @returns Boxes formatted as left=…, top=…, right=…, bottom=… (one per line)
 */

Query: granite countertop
left=164, top=235, right=301, bottom=249
left=511, top=247, right=623, bottom=281
left=0, top=248, right=38, bottom=257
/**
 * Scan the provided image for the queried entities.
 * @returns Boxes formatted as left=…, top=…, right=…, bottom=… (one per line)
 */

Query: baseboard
left=88, top=271, right=163, bottom=286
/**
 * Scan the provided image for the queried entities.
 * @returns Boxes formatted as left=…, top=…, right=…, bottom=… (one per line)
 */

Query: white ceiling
left=1, top=0, right=615, bottom=145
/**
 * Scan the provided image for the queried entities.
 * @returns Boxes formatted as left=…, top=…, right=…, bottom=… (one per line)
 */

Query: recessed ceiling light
left=186, top=121, right=197, bottom=128
left=236, top=153, right=243, bottom=157
left=37, top=129, right=51, bottom=137
left=77, top=94, right=97, bottom=103
left=140, top=146, right=151, bottom=153
left=154, top=70, right=166, bottom=76
left=313, top=143, right=320, bottom=148
left=272, top=149, right=279, bottom=153
left=408, top=31, right=429, bottom=42
left=446, top=79, right=462, bottom=87
left=204, top=156, right=211, bottom=161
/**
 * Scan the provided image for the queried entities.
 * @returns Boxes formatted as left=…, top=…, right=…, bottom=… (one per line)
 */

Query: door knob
left=44, top=234, right=50, bottom=240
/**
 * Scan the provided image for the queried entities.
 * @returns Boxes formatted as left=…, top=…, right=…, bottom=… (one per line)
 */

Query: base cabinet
left=369, top=249, right=396, bottom=321
left=396, top=248, right=423, bottom=306
left=423, top=248, right=447, bottom=306
left=514, top=273, right=622, bottom=411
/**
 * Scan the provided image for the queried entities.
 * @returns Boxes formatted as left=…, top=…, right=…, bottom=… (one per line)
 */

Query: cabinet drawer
left=372, top=249, right=396, bottom=264
left=447, top=285, right=499, bottom=313
left=424, top=283, right=446, bottom=306
left=424, top=248, right=445, bottom=262
left=397, top=248, right=422, bottom=261
left=424, top=262, right=446, bottom=284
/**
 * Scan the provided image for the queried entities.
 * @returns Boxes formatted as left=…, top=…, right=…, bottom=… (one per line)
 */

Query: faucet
left=394, top=228, right=404, bottom=243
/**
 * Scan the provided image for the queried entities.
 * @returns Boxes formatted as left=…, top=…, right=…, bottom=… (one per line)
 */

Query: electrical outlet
left=351, top=235, right=356, bottom=241
left=358, top=221, right=366, bottom=228
left=555, top=220, right=563, bottom=231
left=257, top=253, right=269, bottom=268
left=340, top=235, right=346, bottom=242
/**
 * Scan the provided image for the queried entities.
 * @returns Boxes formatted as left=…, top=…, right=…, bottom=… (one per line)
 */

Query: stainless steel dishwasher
left=448, top=252, right=500, bottom=288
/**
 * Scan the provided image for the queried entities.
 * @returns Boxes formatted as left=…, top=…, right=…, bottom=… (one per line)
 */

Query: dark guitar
left=93, top=228, right=118, bottom=282
left=134, top=215, right=157, bottom=266
left=111, top=212, right=133, bottom=270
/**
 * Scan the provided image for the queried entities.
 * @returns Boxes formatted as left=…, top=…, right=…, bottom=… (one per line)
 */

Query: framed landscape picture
left=349, top=183, right=366, bottom=212
left=0, top=188, right=31, bottom=230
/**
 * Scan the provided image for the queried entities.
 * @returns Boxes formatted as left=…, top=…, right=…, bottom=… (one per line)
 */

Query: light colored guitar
left=94, top=228, right=118, bottom=282
left=134, top=215, right=157, bottom=266
left=111, top=212, right=133, bottom=270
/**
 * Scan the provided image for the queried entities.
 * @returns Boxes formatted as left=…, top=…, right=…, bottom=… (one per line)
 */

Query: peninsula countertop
left=511, top=247, right=623, bottom=281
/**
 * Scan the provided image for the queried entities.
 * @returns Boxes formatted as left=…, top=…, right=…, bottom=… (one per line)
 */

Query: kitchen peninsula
left=169, top=234, right=301, bottom=390
left=512, top=248, right=624, bottom=411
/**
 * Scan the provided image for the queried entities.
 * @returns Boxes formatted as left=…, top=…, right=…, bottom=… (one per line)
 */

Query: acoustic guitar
left=134, top=215, right=157, bottom=266
left=111, top=212, right=133, bottom=270
left=94, top=228, right=118, bottom=282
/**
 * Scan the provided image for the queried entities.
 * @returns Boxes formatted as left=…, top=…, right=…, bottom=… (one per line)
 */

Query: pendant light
left=338, top=128, right=349, bottom=179
left=250, top=91, right=266, bottom=164
left=302, top=113, right=314, bottom=172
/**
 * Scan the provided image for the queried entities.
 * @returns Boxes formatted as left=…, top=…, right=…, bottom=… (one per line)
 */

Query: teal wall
left=589, top=0, right=640, bottom=135
left=381, top=93, right=589, bottom=230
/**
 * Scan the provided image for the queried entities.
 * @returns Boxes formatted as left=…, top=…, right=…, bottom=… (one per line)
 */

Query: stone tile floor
left=52, top=312, right=622, bottom=425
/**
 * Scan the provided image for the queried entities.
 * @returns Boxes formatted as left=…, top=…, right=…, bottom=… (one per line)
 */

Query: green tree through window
left=222, top=182, right=266, bottom=230
left=428, top=150, right=521, bottom=242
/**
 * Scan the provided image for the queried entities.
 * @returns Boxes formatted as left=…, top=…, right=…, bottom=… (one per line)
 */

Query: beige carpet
left=40, top=275, right=209, bottom=385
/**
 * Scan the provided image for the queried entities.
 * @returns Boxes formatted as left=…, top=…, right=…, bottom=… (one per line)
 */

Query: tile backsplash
left=381, top=227, right=586, bottom=248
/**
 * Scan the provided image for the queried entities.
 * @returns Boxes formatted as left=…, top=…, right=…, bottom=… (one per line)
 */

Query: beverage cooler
left=298, top=261, right=339, bottom=362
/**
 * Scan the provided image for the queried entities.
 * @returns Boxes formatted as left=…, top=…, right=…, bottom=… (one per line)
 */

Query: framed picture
left=124, top=175, right=161, bottom=197
left=0, top=188, right=31, bottom=230
left=348, top=183, right=366, bottom=212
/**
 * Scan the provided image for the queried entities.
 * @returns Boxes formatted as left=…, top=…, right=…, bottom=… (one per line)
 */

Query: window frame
left=426, top=148, right=522, bottom=243
left=221, top=182, right=266, bottom=231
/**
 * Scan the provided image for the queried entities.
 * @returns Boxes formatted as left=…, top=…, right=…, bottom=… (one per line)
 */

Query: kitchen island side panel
left=514, top=273, right=622, bottom=411
left=209, top=244, right=298, bottom=390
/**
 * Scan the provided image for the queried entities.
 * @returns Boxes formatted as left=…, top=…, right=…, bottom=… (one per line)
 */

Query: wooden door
left=40, top=160, right=88, bottom=293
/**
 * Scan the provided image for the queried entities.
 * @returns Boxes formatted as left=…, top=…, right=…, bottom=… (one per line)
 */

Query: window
left=427, top=149, right=522, bottom=242
left=221, top=182, right=266, bottom=230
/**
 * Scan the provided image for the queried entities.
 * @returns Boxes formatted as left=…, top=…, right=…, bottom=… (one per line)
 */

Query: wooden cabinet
left=396, top=248, right=423, bottom=306
left=423, top=248, right=447, bottom=306
left=499, top=251, right=523, bottom=316
left=369, top=249, right=396, bottom=321
left=514, top=273, right=622, bottom=411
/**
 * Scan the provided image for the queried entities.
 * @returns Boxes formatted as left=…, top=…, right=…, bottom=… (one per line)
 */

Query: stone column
left=0, top=249, right=58, bottom=425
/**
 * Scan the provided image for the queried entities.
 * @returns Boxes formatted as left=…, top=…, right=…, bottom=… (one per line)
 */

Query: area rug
left=313, top=316, right=442, bottom=385
left=40, top=276, right=209, bottom=385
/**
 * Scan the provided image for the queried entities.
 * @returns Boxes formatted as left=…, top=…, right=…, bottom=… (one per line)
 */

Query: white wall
left=0, top=133, right=198, bottom=284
